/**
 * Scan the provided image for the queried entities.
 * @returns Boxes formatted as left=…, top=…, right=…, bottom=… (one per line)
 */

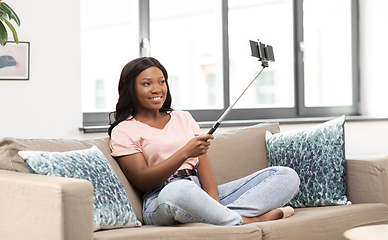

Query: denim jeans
left=142, top=166, right=300, bottom=226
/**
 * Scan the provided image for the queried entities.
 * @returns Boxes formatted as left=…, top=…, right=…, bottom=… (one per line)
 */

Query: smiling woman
left=107, top=56, right=300, bottom=227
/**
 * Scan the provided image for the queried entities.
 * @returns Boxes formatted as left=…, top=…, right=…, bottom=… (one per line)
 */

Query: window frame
left=81, top=0, right=360, bottom=132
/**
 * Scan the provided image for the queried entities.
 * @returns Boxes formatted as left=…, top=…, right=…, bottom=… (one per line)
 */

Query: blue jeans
left=142, top=166, right=300, bottom=226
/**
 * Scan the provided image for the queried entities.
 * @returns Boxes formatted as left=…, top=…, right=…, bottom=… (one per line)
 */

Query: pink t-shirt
left=110, top=111, right=201, bottom=170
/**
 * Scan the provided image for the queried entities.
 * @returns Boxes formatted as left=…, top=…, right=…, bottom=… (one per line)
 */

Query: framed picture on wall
left=0, top=41, right=30, bottom=80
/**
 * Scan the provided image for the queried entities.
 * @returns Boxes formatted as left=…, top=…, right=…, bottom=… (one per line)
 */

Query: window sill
left=80, top=115, right=388, bottom=134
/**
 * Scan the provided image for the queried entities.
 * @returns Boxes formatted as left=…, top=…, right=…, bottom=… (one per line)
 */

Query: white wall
left=0, top=0, right=386, bottom=156
left=0, top=0, right=83, bottom=139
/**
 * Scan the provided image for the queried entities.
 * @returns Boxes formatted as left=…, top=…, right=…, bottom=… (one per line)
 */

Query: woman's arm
left=117, top=134, right=214, bottom=192
left=197, top=153, right=220, bottom=203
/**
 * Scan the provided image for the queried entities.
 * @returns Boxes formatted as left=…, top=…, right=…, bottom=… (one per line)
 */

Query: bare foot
left=242, top=209, right=283, bottom=224
left=278, top=206, right=294, bottom=218
left=241, top=207, right=295, bottom=225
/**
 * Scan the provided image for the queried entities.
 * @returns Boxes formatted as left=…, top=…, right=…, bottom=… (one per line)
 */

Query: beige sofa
left=1, top=122, right=388, bottom=240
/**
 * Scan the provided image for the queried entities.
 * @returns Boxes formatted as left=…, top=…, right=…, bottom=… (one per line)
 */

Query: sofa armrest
left=0, top=169, right=94, bottom=240
left=346, top=155, right=388, bottom=205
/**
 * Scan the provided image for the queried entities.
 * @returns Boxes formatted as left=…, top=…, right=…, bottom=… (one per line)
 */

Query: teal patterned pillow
left=18, top=146, right=141, bottom=231
left=266, top=116, right=347, bottom=207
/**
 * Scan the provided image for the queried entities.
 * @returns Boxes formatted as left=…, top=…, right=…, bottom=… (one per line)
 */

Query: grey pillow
left=19, top=146, right=141, bottom=231
left=266, top=116, right=347, bottom=207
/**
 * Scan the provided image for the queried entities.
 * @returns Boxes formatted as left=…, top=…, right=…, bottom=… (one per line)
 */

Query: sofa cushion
left=18, top=146, right=141, bottom=231
left=346, top=155, right=388, bottom=205
left=0, top=138, right=113, bottom=173
left=266, top=116, right=347, bottom=207
left=94, top=223, right=263, bottom=240
left=0, top=137, right=144, bottom=223
left=252, top=203, right=388, bottom=240
left=207, top=122, right=280, bottom=186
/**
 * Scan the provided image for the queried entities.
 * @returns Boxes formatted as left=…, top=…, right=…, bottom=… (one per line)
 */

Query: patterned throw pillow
left=18, top=146, right=141, bottom=231
left=266, top=116, right=347, bottom=207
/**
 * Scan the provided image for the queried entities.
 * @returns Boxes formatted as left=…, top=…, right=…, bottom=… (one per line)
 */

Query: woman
left=109, top=57, right=300, bottom=226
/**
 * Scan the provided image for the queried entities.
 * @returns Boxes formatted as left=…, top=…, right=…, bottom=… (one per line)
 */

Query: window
left=81, top=0, right=359, bottom=130
left=149, top=0, right=223, bottom=110
left=295, top=0, right=359, bottom=117
left=256, top=72, right=275, bottom=105
left=228, top=0, right=294, bottom=109
left=80, top=0, right=139, bottom=113
left=303, top=0, right=353, bottom=107
left=95, top=79, right=105, bottom=109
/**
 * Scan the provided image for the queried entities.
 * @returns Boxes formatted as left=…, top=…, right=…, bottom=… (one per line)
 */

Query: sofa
left=1, top=121, right=388, bottom=240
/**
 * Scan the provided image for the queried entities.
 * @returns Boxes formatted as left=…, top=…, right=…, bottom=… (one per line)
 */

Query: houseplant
left=0, top=0, right=20, bottom=46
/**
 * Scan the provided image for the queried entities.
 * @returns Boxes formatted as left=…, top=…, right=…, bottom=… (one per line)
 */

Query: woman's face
left=134, top=67, right=168, bottom=112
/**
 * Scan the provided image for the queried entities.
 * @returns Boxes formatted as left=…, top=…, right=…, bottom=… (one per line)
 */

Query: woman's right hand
left=182, top=134, right=214, bottom=159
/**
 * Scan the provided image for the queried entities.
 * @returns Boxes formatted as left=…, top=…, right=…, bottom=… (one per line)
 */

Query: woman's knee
left=273, top=166, right=300, bottom=189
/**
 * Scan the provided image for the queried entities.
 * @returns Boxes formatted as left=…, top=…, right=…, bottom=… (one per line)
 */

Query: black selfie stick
left=207, top=39, right=275, bottom=135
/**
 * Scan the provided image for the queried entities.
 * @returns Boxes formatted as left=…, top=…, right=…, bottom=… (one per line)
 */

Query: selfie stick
left=207, top=40, right=275, bottom=135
